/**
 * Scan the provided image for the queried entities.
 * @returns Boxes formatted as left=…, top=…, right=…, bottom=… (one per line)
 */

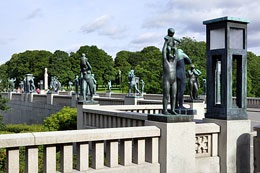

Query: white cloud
left=81, top=15, right=111, bottom=33
left=25, top=8, right=43, bottom=20
left=131, top=32, right=161, bottom=44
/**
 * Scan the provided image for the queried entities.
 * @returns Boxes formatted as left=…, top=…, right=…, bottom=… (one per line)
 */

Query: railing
left=2, top=92, right=260, bottom=108
left=0, top=126, right=160, bottom=173
left=78, top=105, right=164, bottom=129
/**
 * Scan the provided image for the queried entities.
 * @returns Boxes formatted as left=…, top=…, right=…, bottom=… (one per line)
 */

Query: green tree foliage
left=247, top=51, right=260, bottom=97
left=43, top=107, right=77, bottom=131
left=48, top=50, right=74, bottom=88
left=114, top=51, right=132, bottom=90
left=135, top=46, right=162, bottom=93
left=0, top=64, right=8, bottom=91
left=5, top=50, right=52, bottom=88
left=178, top=37, right=206, bottom=95
left=0, top=94, right=9, bottom=130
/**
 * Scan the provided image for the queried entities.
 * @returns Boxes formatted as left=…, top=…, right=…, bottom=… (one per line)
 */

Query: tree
left=178, top=37, right=206, bottom=95
left=114, top=51, right=132, bottom=90
left=0, top=94, right=9, bottom=130
left=5, top=50, right=52, bottom=89
left=134, top=46, right=162, bottom=93
left=48, top=50, right=74, bottom=88
left=247, top=51, right=260, bottom=97
left=0, top=64, right=8, bottom=91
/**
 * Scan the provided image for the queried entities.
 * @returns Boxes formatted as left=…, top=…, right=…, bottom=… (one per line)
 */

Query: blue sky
left=0, top=0, right=259, bottom=64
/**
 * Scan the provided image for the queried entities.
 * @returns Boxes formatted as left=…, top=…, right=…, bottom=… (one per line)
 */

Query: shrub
left=43, top=107, right=77, bottom=131
left=5, top=124, right=45, bottom=133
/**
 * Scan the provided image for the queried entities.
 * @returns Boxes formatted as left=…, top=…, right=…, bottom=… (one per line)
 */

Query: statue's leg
left=82, top=80, right=87, bottom=101
left=88, top=80, right=94, bottom=101
left=189, top=81, right=193, bottom=100
left=176, top=78, right=181, bottom=108
left=135, top=85, right=141, bottom=94
left=162, top=80, right=170, bottom=114
left=170, top=82, right=178, bottom=115
left=194, top=83, right=198, bottom=99
left=179, top=78, right=186, bottom=109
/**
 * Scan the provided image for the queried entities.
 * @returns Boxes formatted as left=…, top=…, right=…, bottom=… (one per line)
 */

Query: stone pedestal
left=106, top=92, right=111, bottom=98
left=29, top=93, right=34, bottom=103
left=185, top=99, right=205, bottom=120
left=124, top=96, right=143, bottom=105
left=204, top=118, right=251, bottom=173
left=8, top=92, right=12, bottom=100
left=145, top=120, right=195, bottom=173
left=47, top=93, right=54, bottom=105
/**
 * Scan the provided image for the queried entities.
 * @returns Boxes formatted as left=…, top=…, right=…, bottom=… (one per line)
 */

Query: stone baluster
left=25, top=146, right=38, bottom=173
left=133, top=138, right=145, bottom=164
left=44, top=145, right=56, bottom=173
left=60, top=143, right=73, bottom=172
left=7, top=147, right=19, bottom=173
left=76, top=142, right=89, bottom=171
left=120, top=139, right=132, bottom=165
left=145, top=137, right=159, bottom=163
left=92, top=141, right=104, bottom=169
left=106, top=140, right=119, bottom=167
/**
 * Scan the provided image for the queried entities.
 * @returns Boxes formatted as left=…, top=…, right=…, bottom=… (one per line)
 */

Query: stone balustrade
left=0, top=126, right=160, bottom=173
left=78, top=104, right=221, bottom=172
left=77, top=105, right=163, bottom=129
left=2, top=92, right=260, bottom=108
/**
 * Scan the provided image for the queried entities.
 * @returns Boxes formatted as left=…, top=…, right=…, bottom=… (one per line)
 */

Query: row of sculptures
left=78, top=53, right=146, bottom=102
left=5, top=27, right=202, bottom=109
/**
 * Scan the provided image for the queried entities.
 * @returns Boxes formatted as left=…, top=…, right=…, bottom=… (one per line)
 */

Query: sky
left=0, top=0, right=260, bottom=64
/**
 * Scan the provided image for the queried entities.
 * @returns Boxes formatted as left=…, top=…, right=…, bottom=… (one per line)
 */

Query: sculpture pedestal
left=145, top=120, right=195, bottom=173
left=78, top=100, right=99, bottom=105
left=124, top=95, right=143, bottom=105
left=106, top=92, right=111, bottom=97
left=204, top=118, right=251, bottom=173
left=185, top=99, right=205, bottom=120
left=148, top=113, right=194, bottom=123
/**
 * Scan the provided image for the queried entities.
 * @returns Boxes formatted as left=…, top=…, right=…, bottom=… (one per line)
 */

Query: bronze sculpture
left=162, top=28, right=180, bottom=115
left=187, top=64, right=202, bottom=100
left=80, top=53, right=94, bottom=101
left=176, top=49, right=192, bottom=108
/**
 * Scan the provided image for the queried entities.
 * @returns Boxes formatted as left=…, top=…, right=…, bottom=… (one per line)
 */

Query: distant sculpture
left=187, top=64, right=202, bottom=100
left=74, top=75, right=79, bottom=95
left=141, top=80, right=145, bottom=93
left=68, top=81, right=73, bottom=90
left=49, top=76, right=61, bottom=92
left=29, top=77, right=35, bottom=92
left=91, top=74, right=97, bottom=95
left=107, top=80, right=112, bottom=92
left=203, top=79, right=207, bottom=95
left=162, top=28, right=180, bottom=115
left=176, top=49, right=192, bottom=109
left=8, top=78, right=16, bottom=91
left=80, top=53, right=94, bottom=101
left=128, top=69, right=140, bottom=95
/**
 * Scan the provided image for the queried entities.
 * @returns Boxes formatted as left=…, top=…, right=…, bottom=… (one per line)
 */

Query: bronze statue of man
left=176, top=49, right=192, bottom=109
left=162, top=28, right=180, bottom=115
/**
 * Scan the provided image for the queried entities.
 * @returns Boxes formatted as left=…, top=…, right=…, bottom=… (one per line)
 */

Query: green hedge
left=43, top=106, right=77, bottom=131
